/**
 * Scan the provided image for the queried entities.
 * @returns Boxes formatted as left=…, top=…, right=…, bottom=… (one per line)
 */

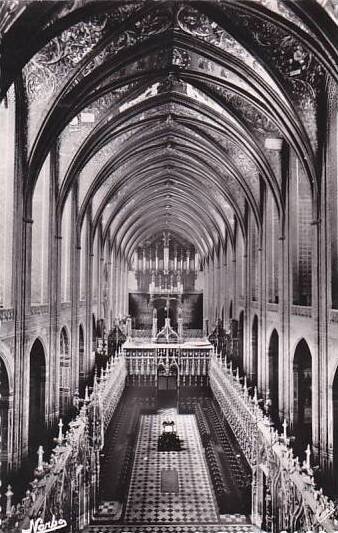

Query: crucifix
left=164, top=295, right=177, bottom=322
left=164, top=295, right=170, bottom=318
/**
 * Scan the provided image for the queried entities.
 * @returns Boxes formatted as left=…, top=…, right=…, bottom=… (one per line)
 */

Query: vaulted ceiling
left=1, top=0, right=337, bottom=262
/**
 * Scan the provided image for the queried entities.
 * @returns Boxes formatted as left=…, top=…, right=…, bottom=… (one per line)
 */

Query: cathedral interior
left=0, top=1, right=338, bottom=532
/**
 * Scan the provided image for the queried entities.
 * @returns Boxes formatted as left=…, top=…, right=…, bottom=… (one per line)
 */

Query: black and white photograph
left=0, top=0, right=338, bottom=532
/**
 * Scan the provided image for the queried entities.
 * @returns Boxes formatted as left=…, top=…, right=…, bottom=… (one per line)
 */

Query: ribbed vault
left=1, top=0, right=336, bottom=265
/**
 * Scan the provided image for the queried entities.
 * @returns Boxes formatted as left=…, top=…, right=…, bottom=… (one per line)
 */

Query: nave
left=91, top=385, right=251, bottom=532
left=0, top=1, right=338, bottom=531
left=1, top=336, right=338, bottom=533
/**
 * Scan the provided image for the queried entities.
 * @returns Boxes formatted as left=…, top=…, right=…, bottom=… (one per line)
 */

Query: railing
left=182, top=329, right=204, bottom=339
left=209, top=355, right=337, bottom=532
left=330, top=310, right=338, bottom=323
left=131, top=329, right=152, bottom=339
left=291, top=305, right=312, bottom=317
left=149, top=286, right=183, bottom=295
left=0, top=308, right=14, bottom=322
left=30, top=304, right=49, bottom=316
left=0, top=354, right=127, bottom=533
left=267, top=302, right=278, bottom=313
left=98, top=353, right=127, bottom=431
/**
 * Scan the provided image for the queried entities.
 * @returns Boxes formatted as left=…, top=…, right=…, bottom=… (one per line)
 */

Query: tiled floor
left=86, top=389, right=257, bottom=533
left=86, top=525, right=257, bottom=532
left=124, top=408, right=219, bottom=524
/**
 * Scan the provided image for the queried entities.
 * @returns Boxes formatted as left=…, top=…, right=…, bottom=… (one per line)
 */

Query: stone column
left=152, top=308, right=158, bottom=340
left=47, top=141, right=60, bottom=425
left=259, top=181, right=267, bottom=395
left=203, top=258, right=209, bottom=328
left=96, top=221, right=103, bottom=319
left=142, top=248, right=146, bottom=273
left=70, top=183, right=80, bottom=393
left=124, top=258, right=129, bottom=316
left=135, top=247, right=139, bottom=272
left=85, top=203, right=94, bottom=377
left=265, top=138, right=285, bottom=419
left=280, top=144, right=292, bottom=425
left=317, top=157, right=329, bottom=468
left=245, top=210, right=253, bottom=383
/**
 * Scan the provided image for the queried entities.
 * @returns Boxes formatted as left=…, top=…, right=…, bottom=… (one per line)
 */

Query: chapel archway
left=0, top=356, right=10, bottom=475
left=268, top=329, right=279, bottom=420
left=29, top=339, right=46, bottom=454
left=293, top=339, right=312, bottom=453
left=92, top=314, right=97, bottom=351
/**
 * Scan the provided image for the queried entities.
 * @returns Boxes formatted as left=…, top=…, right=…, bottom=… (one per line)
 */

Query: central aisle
left=124, top=408, right=219, bottom=524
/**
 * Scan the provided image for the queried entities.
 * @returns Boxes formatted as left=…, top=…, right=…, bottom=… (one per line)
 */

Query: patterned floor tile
left=124, top=409, right=219, bottom=523
left=86, top=525, right=257, bottom=533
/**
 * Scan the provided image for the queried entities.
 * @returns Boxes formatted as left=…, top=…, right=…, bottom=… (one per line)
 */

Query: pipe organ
left=134, top=232, right=198, bottom=294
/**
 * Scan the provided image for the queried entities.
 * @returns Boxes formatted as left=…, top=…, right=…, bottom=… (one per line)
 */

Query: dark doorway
left=238, top=311, right=244, bottom=373
left=268, top=329, right=279, bottom=420
left=92, top=314, right=97, bottom=351
left=229, top=301, right=233, bottom=320
left=252, top=315, right=258, bottom=387
left=157, top=307, right=166, bottom=330
left=157, top=365, right=178, bottom=408
left=29, top=339, right=46, bottom=454
left=157, top=365, right=178, bottom=391
left=0, top=357, right=10, bottom=476
left=293, top=339, right=312, bottom=454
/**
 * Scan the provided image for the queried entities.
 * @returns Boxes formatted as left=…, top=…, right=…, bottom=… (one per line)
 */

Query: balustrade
left=291, top=305, right=312, bottom=317
left=0, top=353, right=127, bottom=533
left=30, top=304, right=49, bottom=316
left=131, top=329, right=152, bottom=339
left=0, top=308, right=14, bottom=322
left=267, top=302, right=279, bottom=313
left=182, top=329, right=204, bottom=339
left=209, top=355, right=337, bottom=532
left=330, top=309, right=338, bottom=323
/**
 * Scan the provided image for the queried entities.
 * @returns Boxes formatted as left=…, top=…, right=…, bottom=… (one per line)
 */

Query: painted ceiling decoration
left=0, top=0, right=337, bottom=265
